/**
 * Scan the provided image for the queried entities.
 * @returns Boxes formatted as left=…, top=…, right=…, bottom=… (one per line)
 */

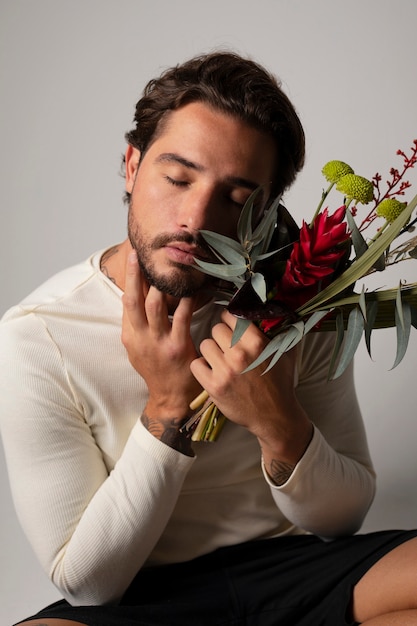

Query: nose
left=176, top=186, right=219, bottom=233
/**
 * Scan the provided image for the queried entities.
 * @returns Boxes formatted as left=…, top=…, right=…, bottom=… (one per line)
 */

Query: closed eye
left=165, top=175, right=189, bottom=188
left=229, top=197, right=246, bottom=209
left=228, top=191, right=254, bottom=210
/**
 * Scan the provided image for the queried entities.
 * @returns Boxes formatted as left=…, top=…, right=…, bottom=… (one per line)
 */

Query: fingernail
left=128, top=251, right=137, bottom=265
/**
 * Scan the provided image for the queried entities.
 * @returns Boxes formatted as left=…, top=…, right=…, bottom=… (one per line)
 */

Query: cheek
left=130, top=183, right=168, bottom=227
left=216, top=213, right=241, bottom=240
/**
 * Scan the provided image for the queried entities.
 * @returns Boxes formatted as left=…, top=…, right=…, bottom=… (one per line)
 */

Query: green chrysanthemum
left=322, top=160, right=354, bottom=184
left=336, top=174, right=374, bottom=204
left=376, top=198, right=408, bottom=223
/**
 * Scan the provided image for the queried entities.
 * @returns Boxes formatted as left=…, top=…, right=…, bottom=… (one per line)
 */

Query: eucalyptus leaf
left=199, top=230, right=245, bottom=257
left=251, top=201, right=299, bottom=269
left=332, top=307, right=365, bottom=379
left=237, top=188, right=260, bottom=244
left=242, top=324, right=302, bottom=373
left=231, top=318, right=252, bottom=347
left=251, top=194, right=282, bottom=252
left=253, top=249, right=282, bottom=261
left=395, top=282, right=406, bottom=330
left=251, top=272, right=267, bottom=302
left=193, top=258, right=247, bottom=278
left=359, top=285, right=367, bottom=321
left=346, top=209, right=368, bottom=259
left=328, top=310, right=346, bottom=380
left=303, top=310, right=331, bottom=334
left=231, top=277, right=246, bottom=288
left=373, top=253, right=387, bottom=272
left=411, top=305, right=417, bottom=329
left=267, top=203, right=300, bottom=254
left=261, top=217, right=280, bottom=257
left=215, top=300, right=231, bottom=306
left=262, top=322, right=304, bottom=373
left=391, top=299, right=412, bottom=369
left=364, top=299, right=378, bottom=357
left=242, top=331, right=287, bottom=372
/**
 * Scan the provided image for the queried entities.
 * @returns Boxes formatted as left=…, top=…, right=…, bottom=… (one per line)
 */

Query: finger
left=191, top=338, right=241, bottom=399
left=209, top=318, right=269, bottom=376
left=143, top=286, right=171, bottom=336
left=198, top=336, right=231, bottom=374
left=211, top=322, right=234, bottom=352
left=122, top=251, right=147, bottom=327
left=171, top=296, right=196, bottom=343
left=190, top=354, right=215, bottom=387
left=220, top=309, right=238, bottom=330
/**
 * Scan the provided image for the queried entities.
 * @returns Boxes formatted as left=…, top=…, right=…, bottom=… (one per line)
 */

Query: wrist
left=141, top=411, right=193, bottom=457
left=145, top=395, right=192, bottom=421
left=263, top=457, right=296, bottom=486
left=258, top=417, right=313, bottom=475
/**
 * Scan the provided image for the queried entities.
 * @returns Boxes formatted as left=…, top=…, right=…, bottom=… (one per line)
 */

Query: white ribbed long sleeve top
left=0, top=251, right=376, bottom=606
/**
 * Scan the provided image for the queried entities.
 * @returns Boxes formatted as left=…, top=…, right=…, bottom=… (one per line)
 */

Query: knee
left=16, top=617, right=88, bottom=626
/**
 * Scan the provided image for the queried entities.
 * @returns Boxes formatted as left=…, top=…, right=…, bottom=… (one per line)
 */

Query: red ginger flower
left=261, top=206, right=349, bottom=333
left=282, top=205, right=348, bottom=290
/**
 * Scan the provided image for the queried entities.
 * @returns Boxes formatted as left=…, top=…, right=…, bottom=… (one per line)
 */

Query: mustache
left=151, top=232, right=212, bottom=259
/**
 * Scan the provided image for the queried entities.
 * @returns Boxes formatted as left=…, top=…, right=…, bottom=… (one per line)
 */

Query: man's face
left=126, top=101, right=277, bottom=298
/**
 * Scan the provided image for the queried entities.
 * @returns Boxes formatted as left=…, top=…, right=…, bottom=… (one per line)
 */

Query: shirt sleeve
left=262, top=331, right=376, bottom=538
left=0, top=313, right=195, bottom=605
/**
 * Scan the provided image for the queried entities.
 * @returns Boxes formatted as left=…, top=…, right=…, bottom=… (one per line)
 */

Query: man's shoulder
left=1, top=250, right=120, bottom=326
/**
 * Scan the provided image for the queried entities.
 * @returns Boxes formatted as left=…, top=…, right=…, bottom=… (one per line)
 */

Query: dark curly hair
left=123, top=51, right=305, bottom=202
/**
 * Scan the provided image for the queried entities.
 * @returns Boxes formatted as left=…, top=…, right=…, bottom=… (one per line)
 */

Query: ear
left=125, top=145, right=141, bottom=194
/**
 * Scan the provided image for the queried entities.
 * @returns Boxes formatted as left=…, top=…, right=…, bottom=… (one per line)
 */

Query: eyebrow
left=155, top=152, right=260, bottom=192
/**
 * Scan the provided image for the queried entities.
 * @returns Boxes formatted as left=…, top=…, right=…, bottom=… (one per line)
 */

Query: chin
left=145, top=266, right=206, bottom=298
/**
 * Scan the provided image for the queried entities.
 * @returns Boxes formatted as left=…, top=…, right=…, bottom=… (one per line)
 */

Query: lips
left=171, top=242, right=198, bottom=255
left=164, top=243, right=202, bottom=265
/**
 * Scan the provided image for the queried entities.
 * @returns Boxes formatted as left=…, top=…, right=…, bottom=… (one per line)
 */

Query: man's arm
left=190, top=313, right=375, bottom=537
left=190, top=309, right=313, bottom=472
left=269, top=332, right=376, bottom=537
left=121, top=251, right=202, bottom=456
left=0, top=299, right=196, bottom=607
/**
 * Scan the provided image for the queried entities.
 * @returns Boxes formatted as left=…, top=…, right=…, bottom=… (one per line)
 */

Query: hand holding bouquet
left=181, top=141, right=417, bottom=441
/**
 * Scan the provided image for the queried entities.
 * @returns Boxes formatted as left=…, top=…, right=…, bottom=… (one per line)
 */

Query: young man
left=1, top=52, right=416, bottom=626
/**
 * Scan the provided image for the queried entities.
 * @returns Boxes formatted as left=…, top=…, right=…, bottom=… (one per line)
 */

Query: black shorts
left=16, top=529, right=417, bottom=626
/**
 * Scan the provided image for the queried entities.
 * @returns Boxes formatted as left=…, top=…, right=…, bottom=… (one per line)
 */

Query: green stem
left=309, top=183, right=334, bottom=227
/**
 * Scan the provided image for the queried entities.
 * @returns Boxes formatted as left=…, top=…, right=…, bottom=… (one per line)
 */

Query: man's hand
left=190, top=310, right=313, bottom=478
left=121, top=252, right=202, bottom=453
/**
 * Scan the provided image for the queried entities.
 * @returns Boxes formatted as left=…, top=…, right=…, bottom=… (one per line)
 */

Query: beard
left=128, top=210, right=212, bottom=298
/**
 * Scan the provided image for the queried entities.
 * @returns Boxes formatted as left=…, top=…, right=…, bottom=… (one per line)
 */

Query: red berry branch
left=358, top=140, right=417, bottom=232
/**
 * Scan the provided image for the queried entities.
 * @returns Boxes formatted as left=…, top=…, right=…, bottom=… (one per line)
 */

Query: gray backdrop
left=1, top=1, right=416, bottom=623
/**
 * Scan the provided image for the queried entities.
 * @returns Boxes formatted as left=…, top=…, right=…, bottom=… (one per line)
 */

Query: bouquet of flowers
left=181, top=141, right=417, bottom=442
